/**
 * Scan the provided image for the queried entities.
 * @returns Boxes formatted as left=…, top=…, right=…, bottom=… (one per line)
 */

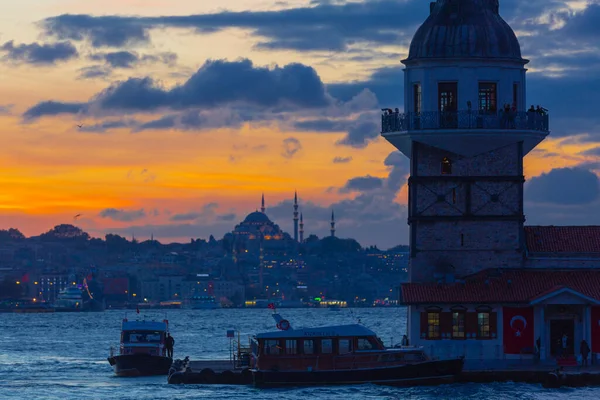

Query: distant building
left=381, top=0, right=600, bottom=363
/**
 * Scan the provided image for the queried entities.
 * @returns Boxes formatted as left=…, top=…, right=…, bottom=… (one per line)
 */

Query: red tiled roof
left=525, top=226, right=600, bottom=254
left=400, top=269, right=600, bottom=304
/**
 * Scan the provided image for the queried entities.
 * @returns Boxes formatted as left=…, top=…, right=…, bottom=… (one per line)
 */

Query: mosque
left=230, top=192, right=336, bottom=253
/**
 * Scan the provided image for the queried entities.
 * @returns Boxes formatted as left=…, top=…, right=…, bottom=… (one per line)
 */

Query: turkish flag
left=267, top=303, right=276, bottom=310
left=503, top=307, right=534, bottom=354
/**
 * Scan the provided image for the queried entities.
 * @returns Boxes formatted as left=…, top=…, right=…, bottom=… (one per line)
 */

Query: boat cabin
left=250, top=324, right=429, bottom=372
left=120, top=319, right=169, bottom=357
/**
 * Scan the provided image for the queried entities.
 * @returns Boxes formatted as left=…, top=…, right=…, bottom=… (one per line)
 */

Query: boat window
left=321, top=339, right=333, bottom=354
left=452, top=312, right=466, bottom=339
left=338, top=339, right=352, bottom=354
left=303, top=339, right=315, bottom=355
left=285, top=340, right=297, bottom=355
left=264, top=339, right=281, bottom=355
left=357, top=338, right=375, bottom=350
left=123, top=331, right=163, bottom=343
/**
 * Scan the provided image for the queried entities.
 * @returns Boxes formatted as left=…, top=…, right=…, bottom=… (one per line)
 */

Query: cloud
left=126, top=168, right=157, bottom=183
left=339, top=175, right=383, bottom=193
left=89, top=50, right=177, bottom=68
left=22, top=101, right=86, bottom=121
left=282, top=137, right=302, bottom=159
left=525, top=167, right=600, bottom=205
left=170, top=212, right=202, bottom=222
left=41, top=2, right=427, bottom=51
left=78, top=119, right=135, bottom=133
left=99, top=208, right=146, bottom=222
left=24, top=59, right=330, bottom=120
left=333, top=156, right=352, bottom=164
left=0, top=104, right=14, bottom=115
left=77, top=65, right=111, bottom=79
left=1, top=40, right=78, bottom=65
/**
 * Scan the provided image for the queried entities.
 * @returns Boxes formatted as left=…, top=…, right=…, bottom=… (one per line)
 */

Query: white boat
left=184, top=295, right=220, bottom=310
left=54, top=287, right=83, bottom=312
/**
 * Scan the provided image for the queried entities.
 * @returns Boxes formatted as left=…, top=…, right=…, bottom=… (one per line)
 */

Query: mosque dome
left=406, top=0, right=523, bottom=62
left=243, top=211, right=272, bottom=224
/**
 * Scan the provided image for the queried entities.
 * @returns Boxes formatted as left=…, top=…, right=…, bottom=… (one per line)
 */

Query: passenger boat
left=184, top=294, right=220, bottom=310
left=249, top=314, right=464, bottom=387
left=53, top=287, right=83, bottom=312
left=107, top=318, right=173, bottom=376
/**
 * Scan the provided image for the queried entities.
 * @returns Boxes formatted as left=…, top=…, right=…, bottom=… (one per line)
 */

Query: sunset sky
left=1, top=0, right=599, bottom=248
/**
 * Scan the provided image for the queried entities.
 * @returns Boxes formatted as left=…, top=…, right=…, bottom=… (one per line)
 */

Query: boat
left=53, top=287, right=83, bottom=312
left=107, top=318, right=173, bottom=376
left=249, top=313, right=464, bottom=387
left=184, top=294, right=220, bottom=310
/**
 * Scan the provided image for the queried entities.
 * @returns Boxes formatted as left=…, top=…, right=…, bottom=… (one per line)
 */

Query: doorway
left=550, top=319, right=575, bottom=357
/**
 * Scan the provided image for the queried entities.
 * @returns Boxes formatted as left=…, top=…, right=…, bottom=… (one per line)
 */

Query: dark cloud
left=339, top=175, right=383, bottom=193
left=282, top=137, right=302, bottom=159
left=581, top=147, right=600, bottom=157
left=293, top=111, right=381, bottom=149
left=41, top=1, right=426, bottom=51
left=333, top=156, right=352, bottom=164
left=99, top=208, right=146, bottom=222
left=525, top=167, right=600, bottom=205
left=328, top=66, right=404, bottom=108
left=1, top=40, right=78, bottom=65
left=22, top=101, right=86, bottom=121
left=89, top=50, right=177, bottom=68
left=24, top=59, right=329, bottom=120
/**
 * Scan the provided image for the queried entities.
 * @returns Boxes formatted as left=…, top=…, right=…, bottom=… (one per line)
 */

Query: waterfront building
left=384, top=0, right=600, bottom=363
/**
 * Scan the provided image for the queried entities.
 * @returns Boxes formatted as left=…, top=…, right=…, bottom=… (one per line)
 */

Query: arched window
left=441, top=157, right=452, bottom=174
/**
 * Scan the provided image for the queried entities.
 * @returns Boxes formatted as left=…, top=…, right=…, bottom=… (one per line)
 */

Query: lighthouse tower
left=382, top=0, right=549, bottom=282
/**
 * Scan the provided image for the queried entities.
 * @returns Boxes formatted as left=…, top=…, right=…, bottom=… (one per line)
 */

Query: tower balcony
left=381, top=110, right=549, bottom=134
left=381, top=110, right=549, bottom=158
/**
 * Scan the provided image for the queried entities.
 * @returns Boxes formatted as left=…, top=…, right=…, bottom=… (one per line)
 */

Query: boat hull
left=252, top=358, right=464, bottom=388
left=107, top=354, right=173, bottom=377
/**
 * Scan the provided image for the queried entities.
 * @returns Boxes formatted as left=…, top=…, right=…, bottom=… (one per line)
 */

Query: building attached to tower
left=384, top=0, right=600, bottom=363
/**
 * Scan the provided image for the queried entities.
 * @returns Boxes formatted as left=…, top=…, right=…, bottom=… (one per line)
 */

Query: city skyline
left=1, top=0, right=600, bottom=249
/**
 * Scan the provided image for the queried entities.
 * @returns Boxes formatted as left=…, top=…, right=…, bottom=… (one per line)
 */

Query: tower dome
left=406, top=0, right=523, bottom=62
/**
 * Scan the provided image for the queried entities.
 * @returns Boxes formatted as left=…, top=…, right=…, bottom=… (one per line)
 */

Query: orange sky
left=0, top=0, right=597, bottom=246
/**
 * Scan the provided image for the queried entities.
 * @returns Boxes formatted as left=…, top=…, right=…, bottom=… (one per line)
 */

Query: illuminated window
left=478, top=82, right=497, bottom=112
left=478, top=313, right=490, bottom=338
left=441, top=157, right=452, bottom=174
left=452, top=312, right=465, bottom=338
left=427, top=312, right=440, bottom=339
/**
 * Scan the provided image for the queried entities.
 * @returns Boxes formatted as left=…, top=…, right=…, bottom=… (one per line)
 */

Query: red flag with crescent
left=267, top=303, right=276, bottom=310
left=502, top=307, right=534, bottom=354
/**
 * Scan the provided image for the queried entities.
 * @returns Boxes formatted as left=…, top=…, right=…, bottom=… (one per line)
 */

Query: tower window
left=478, top=82, right=497, bottom=113
left=438, top=82, right=457, bottom=112
left=441, top=157, right=452, bottom=175
left=513, top=83, right=519, bottom=110
left=413, top=83, right=422, bottom=114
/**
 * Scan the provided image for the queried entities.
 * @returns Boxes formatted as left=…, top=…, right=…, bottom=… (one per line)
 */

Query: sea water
left=0, top=308, right=598, bottom=399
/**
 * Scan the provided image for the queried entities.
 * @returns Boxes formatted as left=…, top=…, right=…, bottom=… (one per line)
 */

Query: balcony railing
left=381, top=110, right=549, bottom=134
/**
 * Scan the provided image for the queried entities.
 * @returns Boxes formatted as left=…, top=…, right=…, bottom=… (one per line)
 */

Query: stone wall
left=409, top=142, right=524, bottom=281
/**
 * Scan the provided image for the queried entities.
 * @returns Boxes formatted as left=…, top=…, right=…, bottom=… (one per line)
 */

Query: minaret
left=330, top=210, right=336, bottom=237
left=381, top=0, right=549, bottom=282
left=299, top=213, right=304, bottom=243
left=293, top=190, right=299, bottom=242
left=261, top=193, right=266, bottom=213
